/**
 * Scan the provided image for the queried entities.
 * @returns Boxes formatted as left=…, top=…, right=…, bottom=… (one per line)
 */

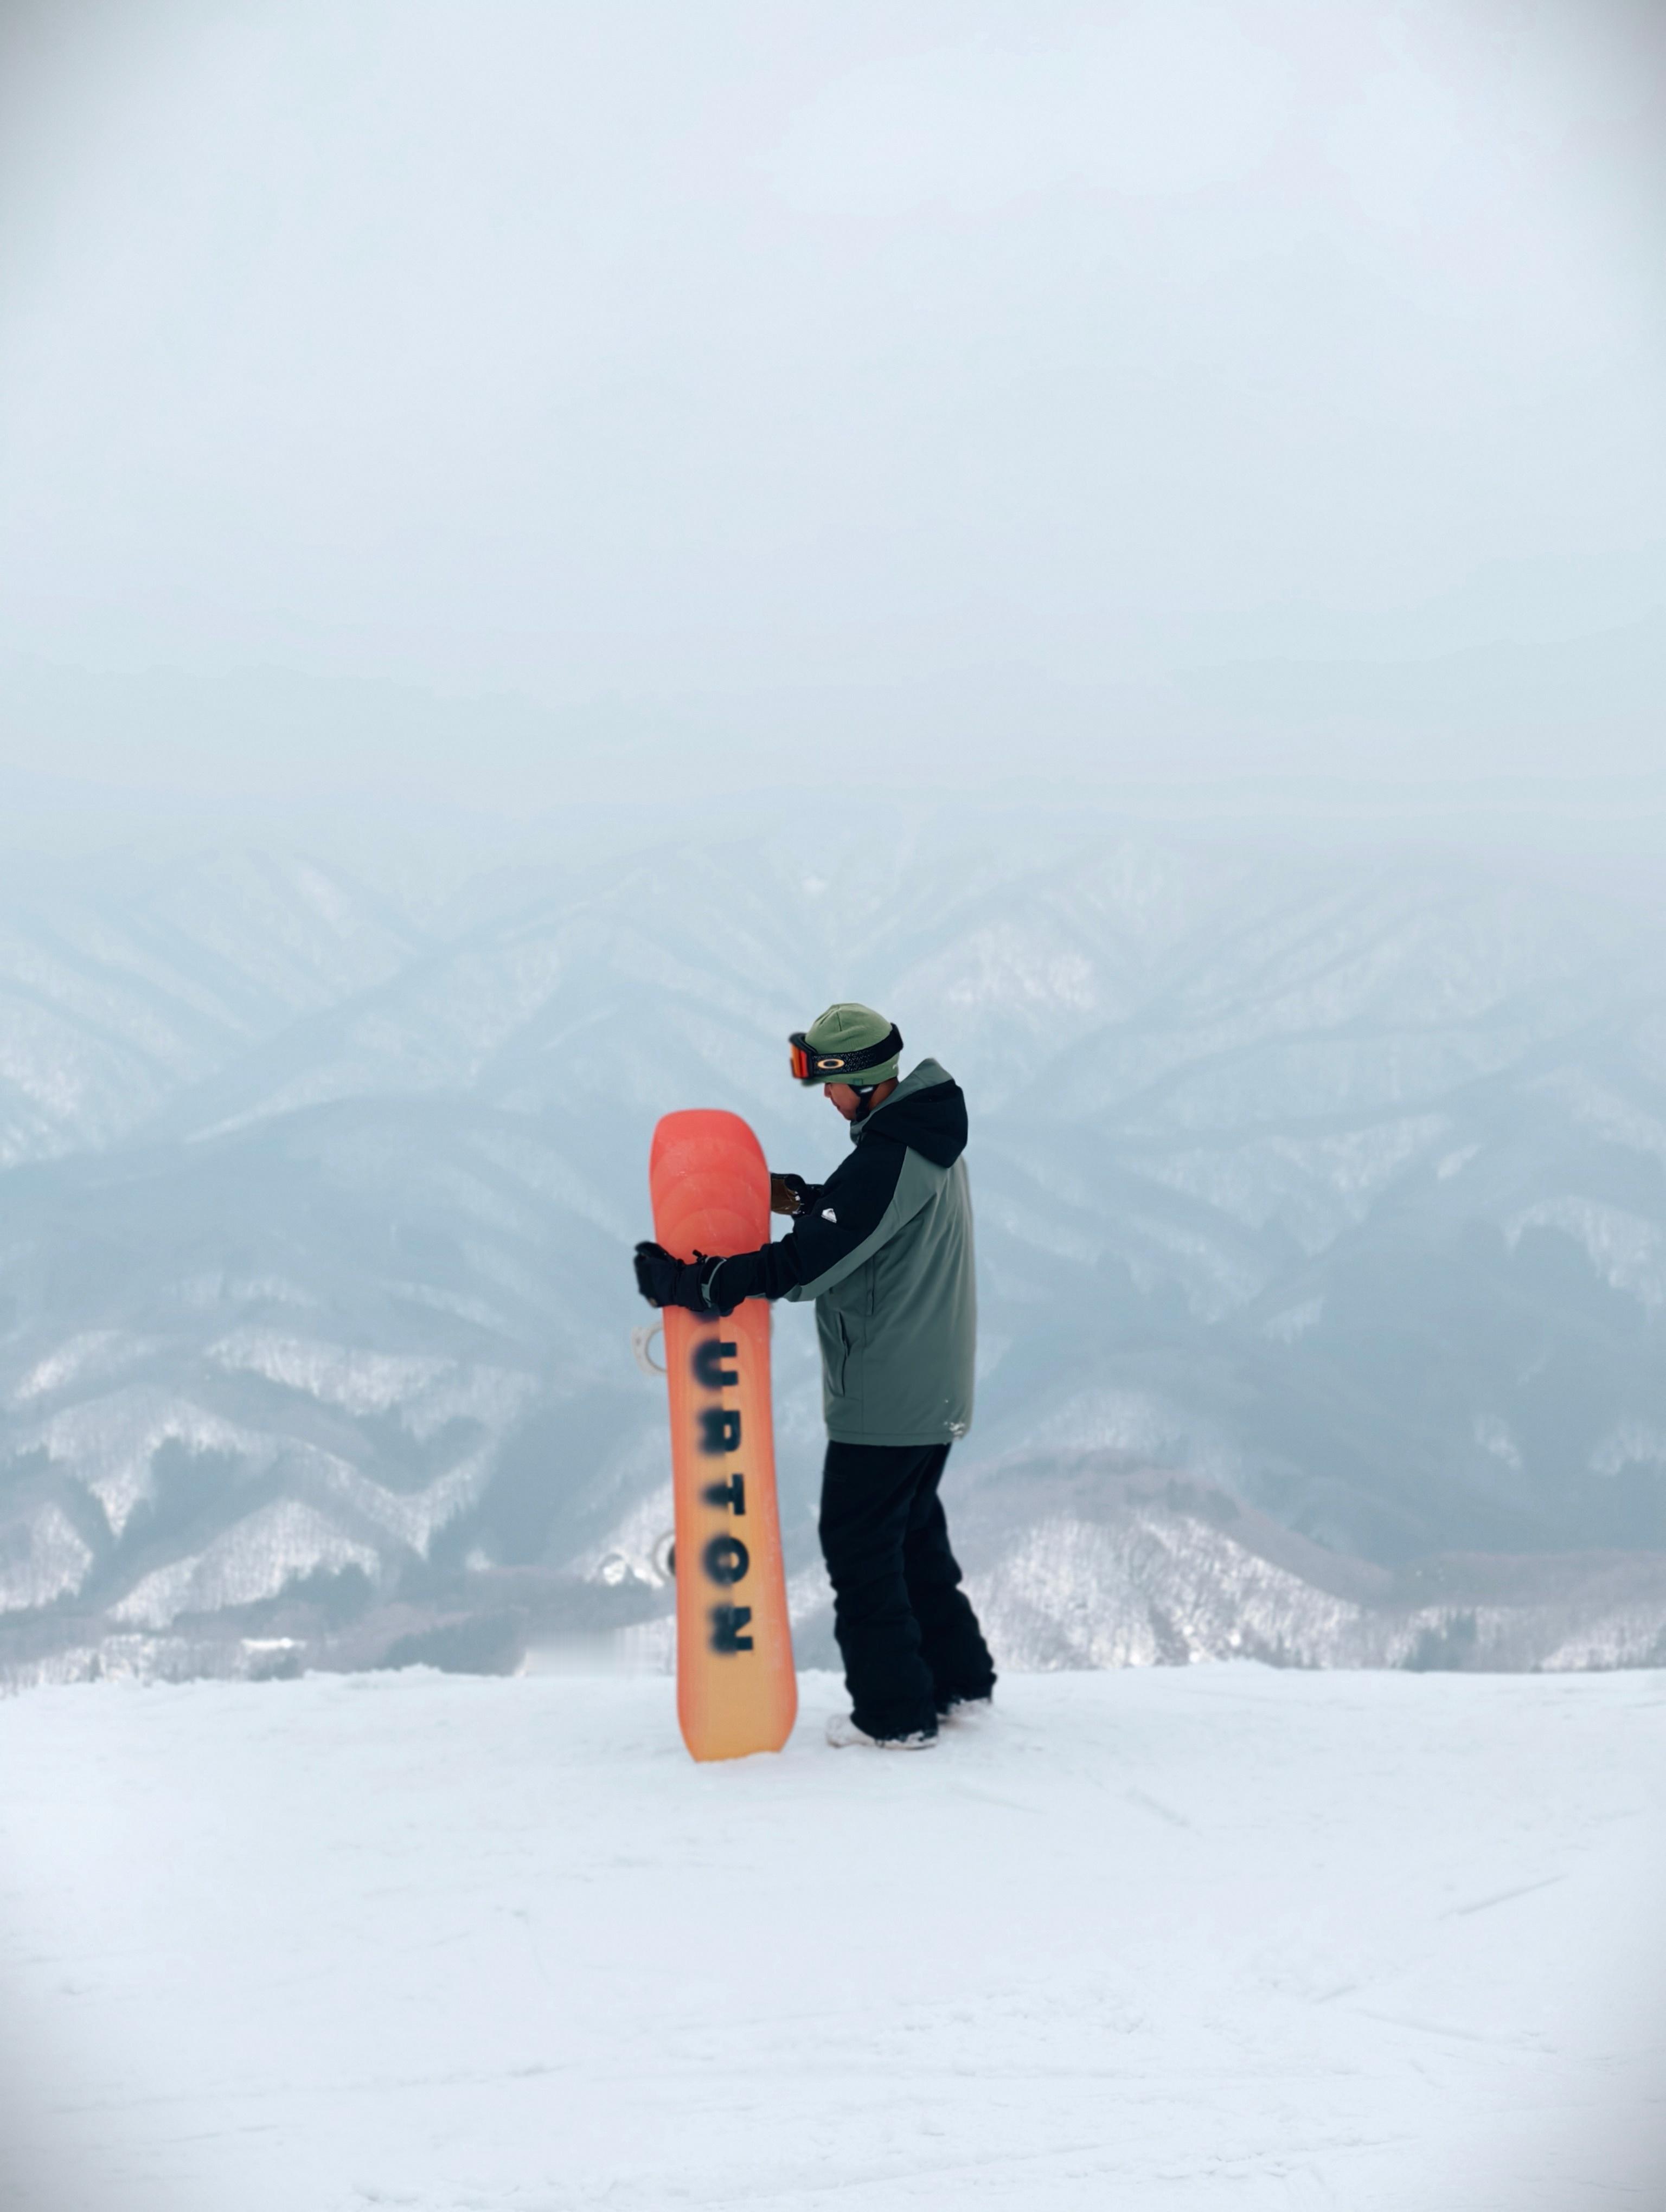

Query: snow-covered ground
left=1, top=1667, right=1663, bottom=2211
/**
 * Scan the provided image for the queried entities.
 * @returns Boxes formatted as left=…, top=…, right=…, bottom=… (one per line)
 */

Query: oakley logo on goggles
left=788, top=1024, right=903, bottom=1084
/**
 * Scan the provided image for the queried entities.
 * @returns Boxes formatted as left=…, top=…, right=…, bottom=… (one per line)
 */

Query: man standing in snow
left=633, top=1003, right=995, bottom=1750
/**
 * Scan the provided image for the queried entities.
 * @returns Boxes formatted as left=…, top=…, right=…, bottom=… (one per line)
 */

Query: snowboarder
left=633, top=1003, right=995, bottom=1749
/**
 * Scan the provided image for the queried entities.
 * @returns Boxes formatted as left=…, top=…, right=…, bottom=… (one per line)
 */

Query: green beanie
left=793, top=1001, right=902, bottom=1089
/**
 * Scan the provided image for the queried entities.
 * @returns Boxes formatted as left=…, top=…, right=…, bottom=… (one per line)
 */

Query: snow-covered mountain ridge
left=1, top=827, right=1662, bottom=1683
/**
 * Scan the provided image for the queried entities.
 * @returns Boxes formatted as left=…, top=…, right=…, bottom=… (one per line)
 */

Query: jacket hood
left=853, top=1056, right=966, bottom=1168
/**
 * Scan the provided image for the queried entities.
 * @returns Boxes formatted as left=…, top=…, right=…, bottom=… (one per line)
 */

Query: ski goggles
left=788, top=1023, right=903, bottom=1084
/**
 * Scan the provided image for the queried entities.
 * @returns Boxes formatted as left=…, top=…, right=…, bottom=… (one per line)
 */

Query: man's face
left=824, top=1084, right=862, bottom=1121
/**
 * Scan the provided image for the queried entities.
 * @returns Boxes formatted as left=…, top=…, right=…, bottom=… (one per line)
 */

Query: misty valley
left=1, top=824, right=1664, bottom=1688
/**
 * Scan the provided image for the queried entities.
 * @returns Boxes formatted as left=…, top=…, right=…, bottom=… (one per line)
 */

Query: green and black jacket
left=707, top=1058, right=976, bottom=1446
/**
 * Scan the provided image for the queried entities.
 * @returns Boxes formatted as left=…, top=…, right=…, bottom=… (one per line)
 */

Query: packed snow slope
left=1, top=1666, right=1662, bottom=2212
left=1, top=820, right=1664, bottom=1680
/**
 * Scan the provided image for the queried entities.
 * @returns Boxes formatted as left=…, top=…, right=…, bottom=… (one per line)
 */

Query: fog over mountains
left=2, top=819, right=1664, bottom=1684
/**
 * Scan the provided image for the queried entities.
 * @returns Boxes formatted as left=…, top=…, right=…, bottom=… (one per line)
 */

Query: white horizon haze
left=0, top=1, right=1663, bottom=843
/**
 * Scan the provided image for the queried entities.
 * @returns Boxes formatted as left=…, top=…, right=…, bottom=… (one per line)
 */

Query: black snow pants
left=818, top=1441, right=996, bottom=1741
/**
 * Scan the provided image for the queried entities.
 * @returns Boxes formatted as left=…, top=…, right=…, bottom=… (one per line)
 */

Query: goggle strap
left=786, top=1024, right=903, bottom=1081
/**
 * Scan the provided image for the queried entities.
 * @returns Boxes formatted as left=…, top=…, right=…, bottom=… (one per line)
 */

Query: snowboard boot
left=825, top=1713, right=938, bottom=1751
left=938, top=1695, right=993, bottom=1724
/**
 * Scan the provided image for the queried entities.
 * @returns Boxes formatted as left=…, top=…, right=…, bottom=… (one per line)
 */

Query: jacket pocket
left=832, top=1312, right=851, bottom=1393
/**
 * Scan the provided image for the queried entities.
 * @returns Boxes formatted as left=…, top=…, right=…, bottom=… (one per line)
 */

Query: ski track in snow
left=0, top=1668, right=1662, bottom=2211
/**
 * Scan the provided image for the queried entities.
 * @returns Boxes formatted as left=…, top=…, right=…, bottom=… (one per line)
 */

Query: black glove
left=633, top=1242, right=736, bottom=1315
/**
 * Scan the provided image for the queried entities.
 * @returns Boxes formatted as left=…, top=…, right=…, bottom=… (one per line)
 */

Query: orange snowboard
left=649, top=1110, right=797, bottom=1761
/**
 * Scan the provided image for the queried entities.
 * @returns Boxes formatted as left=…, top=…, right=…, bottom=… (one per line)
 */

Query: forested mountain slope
left=2, top=827, right=1662, bottom=1681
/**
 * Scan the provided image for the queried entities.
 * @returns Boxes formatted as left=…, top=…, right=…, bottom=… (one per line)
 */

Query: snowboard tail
left=649, top=1110, right=797, bottom=1761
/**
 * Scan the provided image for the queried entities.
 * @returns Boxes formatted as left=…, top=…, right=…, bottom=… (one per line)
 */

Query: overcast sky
left=1, top=1, right=1662, bottom=841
